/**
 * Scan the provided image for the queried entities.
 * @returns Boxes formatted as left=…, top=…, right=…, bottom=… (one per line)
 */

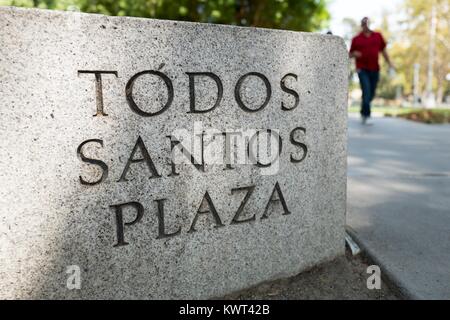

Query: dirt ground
left=222, top=249, right=402, bottom=300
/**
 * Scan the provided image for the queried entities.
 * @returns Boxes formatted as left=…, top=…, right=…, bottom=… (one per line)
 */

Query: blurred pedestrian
left=349, top=17, right=394, bottom=125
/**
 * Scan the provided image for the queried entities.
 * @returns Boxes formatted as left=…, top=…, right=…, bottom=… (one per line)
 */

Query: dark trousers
left=357, top=69, right=379, bottom=118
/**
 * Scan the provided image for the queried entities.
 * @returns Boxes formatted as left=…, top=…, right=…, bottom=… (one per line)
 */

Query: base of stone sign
left=221, top=248, right=402, bottom=300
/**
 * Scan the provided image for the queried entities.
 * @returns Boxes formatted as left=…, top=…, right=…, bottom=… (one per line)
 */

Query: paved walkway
left=346, top=114, right=450, bottom=299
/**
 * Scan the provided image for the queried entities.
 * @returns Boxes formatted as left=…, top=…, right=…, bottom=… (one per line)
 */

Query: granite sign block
left=0, top=7, right=348, bottom=299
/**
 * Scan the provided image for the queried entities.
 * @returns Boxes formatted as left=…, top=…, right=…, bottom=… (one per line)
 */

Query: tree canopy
left=1, top=0, right=330, bottom=32
left=397, top=0, right=449, bottom=102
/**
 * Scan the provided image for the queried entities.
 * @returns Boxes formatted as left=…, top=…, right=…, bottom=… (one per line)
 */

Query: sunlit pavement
left=346, top=114, right=450, bottom=299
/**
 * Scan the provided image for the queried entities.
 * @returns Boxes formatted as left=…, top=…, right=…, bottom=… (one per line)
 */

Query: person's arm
left=349, top=38, right=361, bottom=58
left=379, top=33, right=394, bottom=69
left=382, top=49, right=394, bottom=69
left=349, top=50, right=362, bottom=58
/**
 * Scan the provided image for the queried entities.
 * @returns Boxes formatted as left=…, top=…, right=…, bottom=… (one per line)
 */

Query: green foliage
left=381, top=0, right=449, bottom=102
left=1, top=0, right=330, bottom=32
left=397, top=109, right=450, bottom=124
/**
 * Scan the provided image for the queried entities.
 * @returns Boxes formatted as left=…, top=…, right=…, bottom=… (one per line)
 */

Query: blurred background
left=2, top=0, right=449, bottom=122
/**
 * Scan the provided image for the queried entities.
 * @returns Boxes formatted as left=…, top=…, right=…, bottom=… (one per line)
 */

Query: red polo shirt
left=350, top=31, right=386, bottom=71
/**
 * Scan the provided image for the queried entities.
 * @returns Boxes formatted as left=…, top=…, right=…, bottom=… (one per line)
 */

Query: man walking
left=350, top=17, right=394, bottom=125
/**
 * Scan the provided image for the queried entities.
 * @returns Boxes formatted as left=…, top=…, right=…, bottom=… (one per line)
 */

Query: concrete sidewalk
left=346, top=115, right=450, bottom=299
